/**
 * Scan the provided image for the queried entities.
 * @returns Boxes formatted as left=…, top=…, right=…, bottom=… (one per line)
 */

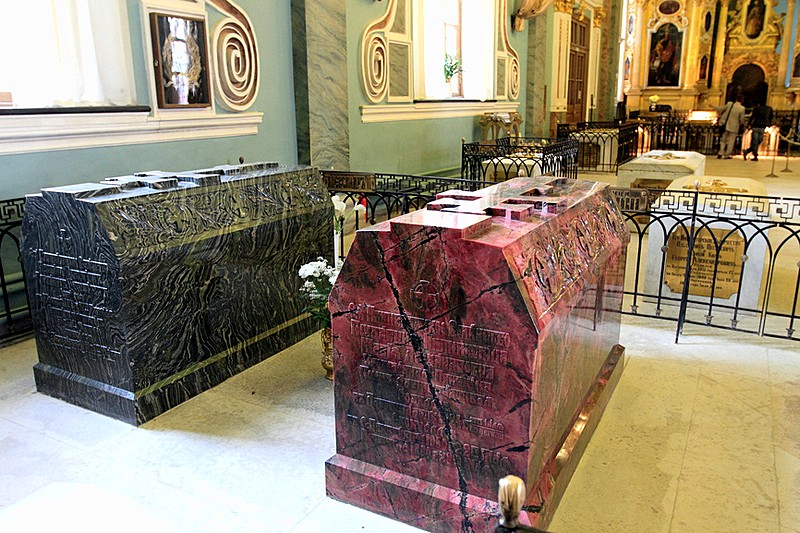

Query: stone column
left=550, top=0, right=573, bottom=115
left=709, top=0, right=729, bottom=106
left=586, top=7, right=605, bottom=122
left=291, top=0, right=350, bottom=170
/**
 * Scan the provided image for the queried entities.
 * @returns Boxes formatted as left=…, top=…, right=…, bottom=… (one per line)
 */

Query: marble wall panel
left=526, top=14, right=548, bottom=137
left=389, top=42, right=411, bottom=99
left=306, top=0, right=350, bottom=170
left=497, top=57, right=507, bottom=96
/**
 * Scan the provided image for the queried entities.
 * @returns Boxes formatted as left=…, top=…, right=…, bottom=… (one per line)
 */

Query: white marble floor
left=0, top=157, right=797, bottom=532
left=0, top=315, right=797, bottom=532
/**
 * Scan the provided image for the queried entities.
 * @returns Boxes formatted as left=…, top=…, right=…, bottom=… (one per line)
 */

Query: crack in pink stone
left=370, top=231, right=478, bottom=533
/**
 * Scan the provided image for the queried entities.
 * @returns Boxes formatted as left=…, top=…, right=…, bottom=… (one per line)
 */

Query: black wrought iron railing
left=634, top=118, right=727, bottom=156
left=460, top=137, right=578, bottom=182
left=556, top=121, right=638, bottom=173
left=611, top=187, right=800, bottom=341
left=559, top=111, right=800, bottom=168
left=0, top=198, right=32, bottom=344
left=633, top=109, right=800, bottom=157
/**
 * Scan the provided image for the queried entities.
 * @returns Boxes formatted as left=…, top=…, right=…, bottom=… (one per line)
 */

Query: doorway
left=566, top=17, right=590, bottom=124
left=726, top=63, right=767, bottom=107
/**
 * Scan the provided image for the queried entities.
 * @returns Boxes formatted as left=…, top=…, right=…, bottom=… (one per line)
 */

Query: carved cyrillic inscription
left=346, top=413, right=513, bottom=472
left=347, top=304, right=511, bottom=463
left=35, top=251, right=118, bottom=362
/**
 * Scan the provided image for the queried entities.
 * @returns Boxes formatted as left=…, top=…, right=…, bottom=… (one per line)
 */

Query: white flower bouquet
left=298, top=257, right=339, bottom=329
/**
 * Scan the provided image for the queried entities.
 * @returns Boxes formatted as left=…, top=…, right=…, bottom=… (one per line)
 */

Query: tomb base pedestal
left=325, top=345, right=625, bottom=532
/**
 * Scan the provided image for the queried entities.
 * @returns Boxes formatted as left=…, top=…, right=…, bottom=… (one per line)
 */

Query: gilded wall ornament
left=513, top=0, right=555, bottom=31
left=554, top=0, right=573, bottom=13
left=593, top=7, right=606, bottom=28
left=720, top=51, right=779, bottom=79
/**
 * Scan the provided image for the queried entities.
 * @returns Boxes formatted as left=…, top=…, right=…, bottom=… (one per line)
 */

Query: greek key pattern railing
left=0, top=197, right=32, bottom=344
left=611, top=187, right=800, bottom=342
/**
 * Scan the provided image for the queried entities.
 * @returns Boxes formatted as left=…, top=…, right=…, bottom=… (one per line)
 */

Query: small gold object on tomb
left=682, top=178, right=749, bottom=194
left=644, top=152, right=685, bottom=160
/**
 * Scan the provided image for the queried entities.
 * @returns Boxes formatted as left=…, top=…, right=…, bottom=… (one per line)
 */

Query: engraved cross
left=410, top=280, right=439, bottom=313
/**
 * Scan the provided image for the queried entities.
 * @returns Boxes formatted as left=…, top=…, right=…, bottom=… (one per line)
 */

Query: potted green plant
left=444, top=53, right=463, bottom=84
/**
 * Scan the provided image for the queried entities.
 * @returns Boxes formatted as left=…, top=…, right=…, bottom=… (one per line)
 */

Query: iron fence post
left=675, top=186, right=701, bottom=343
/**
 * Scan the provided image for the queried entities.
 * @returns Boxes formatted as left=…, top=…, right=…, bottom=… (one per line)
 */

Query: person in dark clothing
left=743, top=101, right=774, bottom=161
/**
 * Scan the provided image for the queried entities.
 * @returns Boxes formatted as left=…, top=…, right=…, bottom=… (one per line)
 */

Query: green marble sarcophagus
left=22, top=162, right=332, bottom=425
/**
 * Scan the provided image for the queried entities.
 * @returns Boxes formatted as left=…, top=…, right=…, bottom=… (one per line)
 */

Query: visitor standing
left=743, top=101, right=774, bottom=161
left=715, top=95, right=746, bottom=159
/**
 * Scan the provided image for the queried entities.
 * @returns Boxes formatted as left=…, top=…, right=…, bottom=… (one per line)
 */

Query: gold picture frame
left=149, top=13, right=212, bottom=109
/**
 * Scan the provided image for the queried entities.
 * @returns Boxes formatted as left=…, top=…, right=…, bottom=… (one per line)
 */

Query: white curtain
left=0, top=0, right=135, bottom=107
left=462, top=0, right=495, bottom=101
left=422, top=1, right=448, bottom=99
left=419, top=0, right=494, bottom=100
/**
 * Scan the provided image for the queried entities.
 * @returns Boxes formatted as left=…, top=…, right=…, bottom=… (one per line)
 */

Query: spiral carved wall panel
left=206, top=0, right=259, bottom=111
left=509, top=56, right=521, bottom=99
left=498, top=0, right=521, bottom=101
left=360, top=0, right=398, bottom=104
left=359, top=0, right=517, bottom=104
left=363, top=33, right=389, bottom=103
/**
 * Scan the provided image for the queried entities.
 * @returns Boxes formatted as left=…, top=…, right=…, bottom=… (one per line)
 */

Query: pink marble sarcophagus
left=326, top=177, right=629, bottom=531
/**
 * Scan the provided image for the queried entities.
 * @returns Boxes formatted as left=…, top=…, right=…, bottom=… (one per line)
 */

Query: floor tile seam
left=0, top=420, right=101, bottom=464
left=667, top=368, right=702, bottom=533
left=770, top=376, right=788, bottom=530
left=284, top=497, right=329, bottom=533
left=694, top=367, right=773, bottom=413
left=202, top=387, right=337, bottom=427
left=0, top=413, right=26, bottom=431
left=773, top=439, right=800, bottom=460
left=0, top=381, right=36, bottom=401
left=766, top=347, right=800, bottom=384
left=211, top=385, right=336, bottom=416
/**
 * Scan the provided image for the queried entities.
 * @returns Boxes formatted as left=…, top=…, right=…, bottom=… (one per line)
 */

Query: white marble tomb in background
left=618, top=150, right=706, bottom=189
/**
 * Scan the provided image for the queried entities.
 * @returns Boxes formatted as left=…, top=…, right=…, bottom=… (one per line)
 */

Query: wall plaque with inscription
left=22, top=162, right=332, bottom=425
left=326, top=176, right=630, bottom=531
left=663, top=227, right=745, bottom=298
left=643, top=175, right=770, bottom=311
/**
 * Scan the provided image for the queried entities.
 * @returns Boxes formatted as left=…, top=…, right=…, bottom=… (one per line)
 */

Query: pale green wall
left=346, top=0, right=529, bottom=176
left=2, top=1, right=535, bottom=198
left=0, top=0, right=298, bottom=200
